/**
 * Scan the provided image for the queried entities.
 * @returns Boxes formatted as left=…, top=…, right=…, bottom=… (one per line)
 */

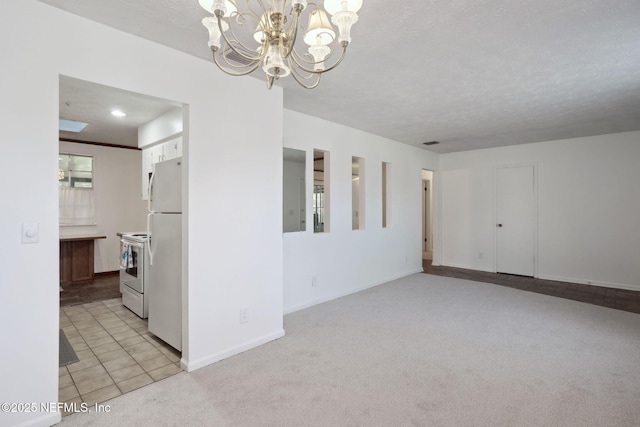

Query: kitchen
left=58, top=75, right=186, bottom=410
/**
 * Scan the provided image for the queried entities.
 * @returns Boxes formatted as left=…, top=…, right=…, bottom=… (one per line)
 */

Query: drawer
left=122, top=285, right=147, bottom=319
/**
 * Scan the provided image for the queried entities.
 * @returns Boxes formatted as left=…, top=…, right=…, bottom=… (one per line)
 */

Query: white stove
left=120, top=233, right=150, bottom=318
left=122, top=232, right=149, bottom=243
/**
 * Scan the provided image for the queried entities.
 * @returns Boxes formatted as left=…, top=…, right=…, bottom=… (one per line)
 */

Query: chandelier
left=198, top=0, right=363, bottom=89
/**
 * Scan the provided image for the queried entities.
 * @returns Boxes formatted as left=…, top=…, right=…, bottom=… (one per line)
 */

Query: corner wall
left=283, top=110, right=439, bottom=313
left=440, top=130, right=640, bottom=290
left=1, top=3, right=283, bottom=426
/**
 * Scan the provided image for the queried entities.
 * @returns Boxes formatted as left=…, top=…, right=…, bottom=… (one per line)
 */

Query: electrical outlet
left=312, top=276, right=318, bottom=287
left=239, top=308, right=249, bottom=324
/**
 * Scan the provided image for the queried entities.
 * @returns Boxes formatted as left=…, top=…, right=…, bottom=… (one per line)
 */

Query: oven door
left=120, top=239, right=145, bottom=293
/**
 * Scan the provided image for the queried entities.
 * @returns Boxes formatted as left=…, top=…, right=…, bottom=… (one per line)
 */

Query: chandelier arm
left=289, top=59, right=316, bottom=82
left=282, top=7, right=302, bottom=60
left=216, top=13, right=263, bottom=63
left=290, top=45, right=326, bottom=70
left=289, top=44, right=348, bottom=75
left=288, top=55, right=325, bottom=85
left=287, top=53, right=323, bottom=81
left=289, top=66, right=322, bottom=89
left=211, top=50, right=262, bottom=77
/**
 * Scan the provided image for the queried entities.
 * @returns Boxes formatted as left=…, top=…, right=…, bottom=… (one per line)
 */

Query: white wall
left=1, top=3, right=283, bottom=426
left=283, top=110, right=440, bottom=313
left=138, top=107, right=183, bottom=149
left=440, top=130, right=640, bottom=290
left=59, top=141, right=147, bottom=273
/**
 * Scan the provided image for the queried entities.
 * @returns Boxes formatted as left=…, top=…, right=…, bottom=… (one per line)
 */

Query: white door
left=496, top=165, right=535, bottom=276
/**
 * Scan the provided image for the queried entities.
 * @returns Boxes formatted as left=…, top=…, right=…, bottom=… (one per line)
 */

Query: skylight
left=59, top=119, right=89, bottom=133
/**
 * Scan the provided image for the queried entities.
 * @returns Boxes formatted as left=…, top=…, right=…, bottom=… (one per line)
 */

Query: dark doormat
left=59, top=329, right=79, bottom=367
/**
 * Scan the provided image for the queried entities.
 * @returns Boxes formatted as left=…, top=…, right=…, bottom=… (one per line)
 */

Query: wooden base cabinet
left=59, top=236, right=106, bottom=284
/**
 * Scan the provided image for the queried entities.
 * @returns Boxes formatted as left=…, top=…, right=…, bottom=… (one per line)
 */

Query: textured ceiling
left=42, top=0, right=640, bottom=153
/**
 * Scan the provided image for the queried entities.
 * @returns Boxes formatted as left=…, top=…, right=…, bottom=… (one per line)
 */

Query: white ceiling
left=59, top=76, right=179, bottom=147
left=45, top=0, right=640, bottom=153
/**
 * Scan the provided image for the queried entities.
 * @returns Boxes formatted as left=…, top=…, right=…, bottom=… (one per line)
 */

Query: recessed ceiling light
left=111, top=110, right=127, bottom=117
left=59, top=119, right=89, bottom=133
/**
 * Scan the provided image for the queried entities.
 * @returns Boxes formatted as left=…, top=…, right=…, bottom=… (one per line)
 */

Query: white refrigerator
left=147, top=157, right=182, bottom=351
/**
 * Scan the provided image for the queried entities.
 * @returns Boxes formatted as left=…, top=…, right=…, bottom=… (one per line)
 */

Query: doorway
left=495, top=164, right=536, bottom=276
left=57, top=76, right=185, bottom=414
left=422, top=169, right=434, bottom=263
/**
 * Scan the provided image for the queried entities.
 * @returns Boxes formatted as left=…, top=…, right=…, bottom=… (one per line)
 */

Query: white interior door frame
left=493, top=163, right=538, bottom=277
left=422, top=179, right=433, bottom=260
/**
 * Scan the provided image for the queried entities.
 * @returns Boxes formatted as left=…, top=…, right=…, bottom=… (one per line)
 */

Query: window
left=313, top=149, right=330, bottom=233
left=59, top=153, right=95, bottom=225
left=59, top=154, right=93, bottom=188
left=382, top=162, right=391, bottom=227
left=352, top=156, right=365, bottom=230
left=283, top=148, right=306, bottom=233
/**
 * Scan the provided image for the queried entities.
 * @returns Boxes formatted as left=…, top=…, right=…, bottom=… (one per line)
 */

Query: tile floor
left=59, top=298, right=182, bottom=416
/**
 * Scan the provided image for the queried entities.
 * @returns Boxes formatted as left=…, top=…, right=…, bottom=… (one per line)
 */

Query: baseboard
left=10, top=412, right=61, bottom=427
left=537, top=274, right=640, bottom=292
left=183, top=329, right=285, bottom=372
left=94, top=270, right=119, bottom=277
left=284, top=268, right=423, bottom=315
left=439, top=262, right=495, bottom=273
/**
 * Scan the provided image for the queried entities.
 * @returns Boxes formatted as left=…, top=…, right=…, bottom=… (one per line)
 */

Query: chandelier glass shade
left=199, top=0, right=362, bottom=89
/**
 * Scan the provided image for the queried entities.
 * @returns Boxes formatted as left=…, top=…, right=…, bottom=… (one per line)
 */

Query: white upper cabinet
left=138, top=107, right=183, bottom=200
left=141, top=136, right=182, bottom=200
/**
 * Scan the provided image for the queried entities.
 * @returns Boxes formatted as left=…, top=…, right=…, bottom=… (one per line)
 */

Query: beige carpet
left=61, top=274, right=640, bottom=426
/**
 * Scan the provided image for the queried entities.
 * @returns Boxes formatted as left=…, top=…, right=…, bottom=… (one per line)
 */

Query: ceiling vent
left=224, top=48, right=255, bottom=67
left=423, top=141, right=440, bottom=146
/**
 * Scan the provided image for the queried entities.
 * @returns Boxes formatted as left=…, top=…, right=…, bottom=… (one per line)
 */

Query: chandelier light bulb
left=202, top=17, right=229, bottom=50
left=308, top=44, right=331, bottom=71
left=304, top=9, right=335, bottom=46
left=324, top=0, right=363, bottom=15
left=253, top=12, right=270, bottom=44
left=198, top=0, right=237, bottom=17
left=263, top=44, right=291, bottom=78
left=331, top=10, right=358, bottom=45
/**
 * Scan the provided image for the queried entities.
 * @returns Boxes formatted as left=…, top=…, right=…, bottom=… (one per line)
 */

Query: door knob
left=497, top=224, right=503, bottom=227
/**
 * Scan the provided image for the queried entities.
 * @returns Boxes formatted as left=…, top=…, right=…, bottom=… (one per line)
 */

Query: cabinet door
left=70, top=240, right=94, bottom=282
left=161, top=137, right=181, bottom=160
left=60, top=241, right=72, bottom=284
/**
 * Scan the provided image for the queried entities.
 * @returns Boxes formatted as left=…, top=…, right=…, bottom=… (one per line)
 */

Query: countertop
left=116, top=231, right=146, bottom=237
left=59, top=235, right=107, bottom=241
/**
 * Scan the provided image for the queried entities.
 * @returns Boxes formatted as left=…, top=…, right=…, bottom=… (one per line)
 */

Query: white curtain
left=59, top=187, right=95, bottom=225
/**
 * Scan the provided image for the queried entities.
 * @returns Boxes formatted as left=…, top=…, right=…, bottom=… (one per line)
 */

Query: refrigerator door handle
left=148, top=168, right=156, bottom=213
left=147, top=168, right=156, bottom=266
left=147, top=212, right=154, bottom=266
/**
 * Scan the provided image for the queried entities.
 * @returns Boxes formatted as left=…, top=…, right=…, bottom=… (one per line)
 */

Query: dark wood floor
left=63, top=266, right=640, bottom=315
left=423, top=261, right=640, bottom=314
left=60, top=271, right=121, bottom=307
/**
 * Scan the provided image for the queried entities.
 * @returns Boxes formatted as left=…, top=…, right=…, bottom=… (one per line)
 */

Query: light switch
left=22, top=222, right=39, bottom=244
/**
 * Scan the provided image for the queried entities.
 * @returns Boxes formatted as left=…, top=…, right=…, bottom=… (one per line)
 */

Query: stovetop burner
left=122, top=233, right=149, bottom=243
